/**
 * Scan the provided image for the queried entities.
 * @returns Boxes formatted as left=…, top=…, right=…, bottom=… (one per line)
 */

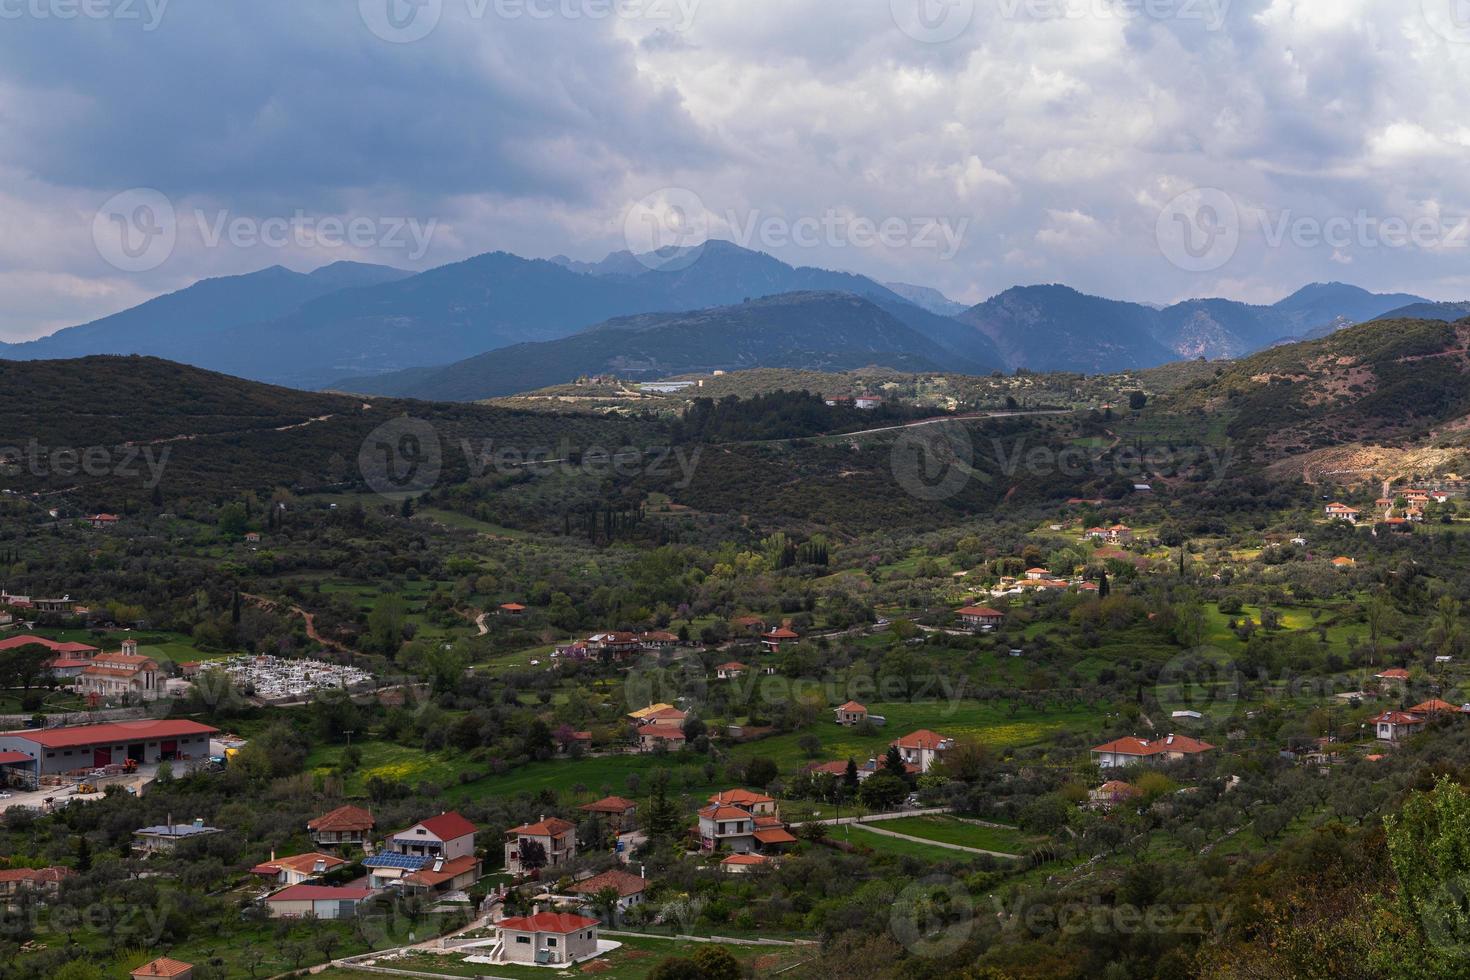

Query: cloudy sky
left=2, top=0, right=1468, bottom=340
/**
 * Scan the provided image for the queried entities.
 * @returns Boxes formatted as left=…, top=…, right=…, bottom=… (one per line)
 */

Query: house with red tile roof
left=1410, top=699, right=1463, bottom=715
left=697, top=790, right=791, bottom=854
left=387, top=812, right=477, bottom=861
left=495, top=912, right=601, bottom=965
left=0, top=866, right=72, bottom=900
left=578, top=796, right=637, bottom=832
left=636, top=724, right=687, bottom=752
left=956, top=605, right=1004, bottom=630
left=250, top=851, right=348, bottom=886
left=567, top=867, right=649, bottom=916
left=307, top=805, right=375, bottom=848
left=720, top=853, right=771, bottom=872
left=1368, top=710, right=1427, bottom=742
left=716, top=662, right=747, bottom=680
left=1374, top=667, right=1412, bottom=684
left=834, top=701, right=868, bottom=726
left=130, top=958, right=194, bottom=980
left=762, top=627, right=799, bottom=653
left=505, top=816, right=577, bottom=876
left=891, top=730, right=954, bottom=773
left=1324, top=503, right=1359, bottom=523
left=1088, top=780, right=1142, bottom=810
left=1091, top=734, right=1215, bottom=768
left=265, top=883, right=375, bottom=919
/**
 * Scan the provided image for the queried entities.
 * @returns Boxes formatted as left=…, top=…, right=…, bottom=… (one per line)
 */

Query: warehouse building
left=0, top=719, right=218, bottom=783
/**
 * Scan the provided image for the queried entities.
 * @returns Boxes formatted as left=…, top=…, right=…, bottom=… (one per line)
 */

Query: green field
left=866, top=815, right=1040, bottom=855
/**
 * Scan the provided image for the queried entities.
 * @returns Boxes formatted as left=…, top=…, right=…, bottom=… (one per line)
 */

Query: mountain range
left=335, top=292, right=968, bottom=401
left=0, top=239, right=1442, bottom=397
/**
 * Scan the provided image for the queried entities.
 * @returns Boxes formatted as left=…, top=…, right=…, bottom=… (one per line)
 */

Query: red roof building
left=1091, top=733, right=1215, bottom=768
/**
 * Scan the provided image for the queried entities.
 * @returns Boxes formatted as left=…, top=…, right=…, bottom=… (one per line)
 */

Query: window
left=515, top=936, right=531, bottom=944
left=547, top=938, right=557, bottom=947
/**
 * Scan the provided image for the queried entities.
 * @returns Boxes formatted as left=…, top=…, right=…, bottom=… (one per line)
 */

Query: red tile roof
left=836, top=701, right=867, bottom=712
left=637, top=725, right=687, bottom=740
left=892, top=729, right=951, bottom=750
left=2, top=720, right=217, bottom=749
left=1368, top=711, right=1425, bottom=725
left=408, top=812, right=476, bottom=841
left=708, top=789, right=774, bottom=807
left=753, top=828, right=797, bottom=845
left=956, top=605, right=1003, bottom=617
left=250, top=852, right=346, bottom=876
left=699, top=804, right=753, bottom=821
left=720, top=853, right=768, bottom=866
left=0, top=635, right=98, bottom=654
left=568, top=868, right=648, bottom=897
left=1375, top=668, right=1411, bottom=680
left=579, top=796, right=637, bottom=814
left=507, top=816, right=576, bottom=838
left=498, top=912, right=600, bottom=934
left=1411, top=699, right=1460, bottom=714
left=130, top=958, right=194, bottom=978
left=1092, top=734, right=1215, bottom=756
left=404, top=854, right=480, bottom=887
left=308, top=805, right=375, bottom=833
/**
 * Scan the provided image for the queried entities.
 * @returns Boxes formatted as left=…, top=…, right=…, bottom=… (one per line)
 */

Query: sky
left=1, top=0, right=1469, bottom=341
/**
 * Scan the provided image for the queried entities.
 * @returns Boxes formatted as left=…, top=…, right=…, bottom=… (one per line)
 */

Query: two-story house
left=307, top=805, right=375, bottom=850
left=505, top=816, right=578, bottom=876
left=890, top=730, right=954, bottom=773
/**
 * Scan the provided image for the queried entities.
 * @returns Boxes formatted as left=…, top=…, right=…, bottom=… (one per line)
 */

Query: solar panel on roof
left=363, top=853, right=431, bottom=869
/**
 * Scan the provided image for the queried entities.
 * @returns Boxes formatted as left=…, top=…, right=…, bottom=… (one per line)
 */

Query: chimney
left=270, top=849, right=276, bottom=862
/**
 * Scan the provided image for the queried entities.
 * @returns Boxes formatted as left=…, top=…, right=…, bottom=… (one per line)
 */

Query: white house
left=890, top=730, right=954, bottom=773
left=386, top=811, right=477, bottom=860
left=496, top=912, right=600, bottom=965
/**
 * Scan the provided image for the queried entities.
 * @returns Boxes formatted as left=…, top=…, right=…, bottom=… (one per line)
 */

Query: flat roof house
left=134, top=819, right=224, bottom=855
left=496, top=912, right=600, bottom=966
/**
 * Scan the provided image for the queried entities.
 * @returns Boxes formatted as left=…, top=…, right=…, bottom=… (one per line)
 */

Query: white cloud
left=2, top=0, right=1469, bottom=340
